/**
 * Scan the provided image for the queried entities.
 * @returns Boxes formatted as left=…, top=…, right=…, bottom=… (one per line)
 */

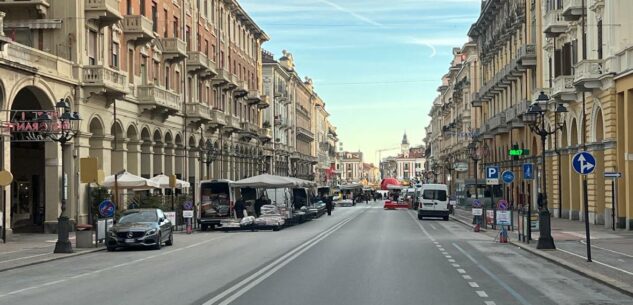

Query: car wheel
left=154, top=233, right=162, bottom=250
left=443, top=216, right=449, bottom=221
left=165, top=232, right=173, bottom=246
left=418, top=215, right=423, bottom=220
left=273, top=226, right=280, bottom=232
left=106, top=246, right=116, bottom=252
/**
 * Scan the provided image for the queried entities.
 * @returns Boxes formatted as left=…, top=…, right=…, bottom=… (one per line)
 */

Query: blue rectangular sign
left=523, top=163, right=534, bottom=180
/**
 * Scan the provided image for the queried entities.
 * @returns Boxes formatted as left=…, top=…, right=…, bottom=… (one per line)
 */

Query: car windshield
left=118, top=211, right=157, bottom=224
left=423, top=190, right=447, bottom=201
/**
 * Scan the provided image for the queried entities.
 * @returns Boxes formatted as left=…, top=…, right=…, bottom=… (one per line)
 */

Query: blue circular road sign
left=472, top=199, right=482, bottom=208
left=98, top=200, right=115, bottom=218
left=572, top=151, right=596, bottom=175
left=501, top=170, right=515, bottom=184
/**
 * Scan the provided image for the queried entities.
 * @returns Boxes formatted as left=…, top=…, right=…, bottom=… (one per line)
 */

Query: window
left=88, top=30, right=97, bottom=65
left=153, top=60, right=159, bottom=84
left=173, top=17, right=179, bottom=38
left=186, top=26, right=191, bottom=51
left=204, top=0, right=208, bottom=17
left=422, top=190, right=447, bottom=201
left=597, top=20, right=603, bottom=60
left=140, top=0, right=145, bottom=16
left=151, top=3, right=157, bottom=32
left=126, top=0, right=132, bottom=14
left=197, top=34, right=201, bottom=51
left=205, top=40, right=209, bottom=57
left=128, top=49, right=134, bottom=83
left=165, top=65, right=170, bottom=89
left=176, top=71, right=180, bottom=92
left=164, top=9, right=168, bottom=37
left=111, top=42, right=119, bottom=68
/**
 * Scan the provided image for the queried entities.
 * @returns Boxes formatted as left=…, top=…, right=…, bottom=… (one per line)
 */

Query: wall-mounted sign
left=1, top=110, right=69, bottom=142
left=454, top=162, right=468, bottom=172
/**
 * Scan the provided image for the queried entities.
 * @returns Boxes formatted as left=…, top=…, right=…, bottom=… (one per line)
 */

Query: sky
left=240, top=0, right=481, bottom=164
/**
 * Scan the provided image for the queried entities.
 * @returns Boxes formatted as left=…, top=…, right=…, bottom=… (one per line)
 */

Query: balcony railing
left=122, top=15, right=154, bottom=44
left=543, top=9, right=567, bottom=37
left=562, top=0, right=584, bottom=21
left=185, top=103, right=211, bottom=122
left=488, top=113, right=508, bottom=134
left=137, top=85, right=181, bottom=113
left=85, top=0, right=122, bottom=26
left=260, top=127, right=272, bottom=140
left=574, top=59, right=605, bottom=90
left=209, top=109, right=226, bottom=127
left=212, top=69, right=230, bottom=86
left=187, top=51, right=209, bottom=73
left=246, top=90, right=262, bottom=103
left=82, top=65, right=127, bottom=95
left=0, top=0, right=49, bottom=16
left=161, top=37, right=187, bottom=62
left=3, top=43, right=74, bottom=79
left=552, top=75, right=576, bottom=101
left=517, top=44, right=536, bottom=67
left=258, top=95, right=270, bottom=109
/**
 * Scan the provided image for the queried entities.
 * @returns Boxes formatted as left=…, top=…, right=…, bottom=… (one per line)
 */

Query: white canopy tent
left=230, top=174, right=296, bottom=189
left=102, top=171, right=159, bottom=190
left=150, top=174, right=191, bottom=189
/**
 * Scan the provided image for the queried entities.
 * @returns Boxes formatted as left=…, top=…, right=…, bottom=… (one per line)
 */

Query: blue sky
left=240, top=0, right=481, bottom=164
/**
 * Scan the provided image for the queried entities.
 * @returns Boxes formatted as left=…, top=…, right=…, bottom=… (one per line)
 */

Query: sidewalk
left=452, top=207, right=633, bottom=297
left=0, top=232, right=104, bottom=272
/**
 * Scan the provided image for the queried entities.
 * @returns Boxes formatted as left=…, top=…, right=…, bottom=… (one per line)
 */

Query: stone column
left=126, top=140, right=142, bottom=175
left=152, top=142, right=164, bottom=176
left=141, top=141, right=154, bottom=178
left=43, top=141, right=61, bottom=233
left=164, top=144, right=175, bottom=175
left=175, top=145, right=185, bottom=179
left=111, top=139, right=127, bottom=175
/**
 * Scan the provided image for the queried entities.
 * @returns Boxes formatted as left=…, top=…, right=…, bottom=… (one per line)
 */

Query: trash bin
left=76, top=224, right=93, bottom=248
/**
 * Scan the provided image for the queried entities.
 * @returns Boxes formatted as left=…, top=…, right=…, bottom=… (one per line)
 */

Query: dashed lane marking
left=452, top=264, right=461, bottom=268
left=457, top=269, right=466, bottom=274
left=463, top=275, right=472, bottom=280
left=476, top=291, right=489, bottom=298
left=468, top=282, right=480, bottom=288
left=485, top=301, right=497, bottom=305
left=558, top=247, right=633, bottom=276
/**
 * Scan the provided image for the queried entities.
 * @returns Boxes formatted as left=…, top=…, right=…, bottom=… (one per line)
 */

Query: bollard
left=474, top=223, right=480, bottom=232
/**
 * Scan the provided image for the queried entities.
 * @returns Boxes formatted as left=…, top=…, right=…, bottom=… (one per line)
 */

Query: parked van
left=418, top=184, right=450, bottom=221
left=198, top=179, right=235, bottom=230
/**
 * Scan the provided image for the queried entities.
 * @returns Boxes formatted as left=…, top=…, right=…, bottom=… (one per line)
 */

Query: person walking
left=325, top=196, right=333, bottom=216
left=234, top=198, right=246, bottom=219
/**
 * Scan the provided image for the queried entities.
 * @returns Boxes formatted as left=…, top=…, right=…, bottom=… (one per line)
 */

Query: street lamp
left=38, top=99, right=81, bottom=253
left=521, top=91, right=567, bottom=250
left=203, top=142, right=217, bottom=180
left=443, top=155, right=455, bottom=197
left=468, top=139, right=481, bottom=200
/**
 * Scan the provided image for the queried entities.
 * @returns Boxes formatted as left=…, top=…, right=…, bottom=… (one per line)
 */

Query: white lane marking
left=0, top=253, right=51, bottom=264
left=429, top=224, right=437, bottom=230
left=579, top=240, right=633, bottom=259
left=468, top=282, right=479, bottom=288
left=448, top=259, right=456, bottom=263
left=0, top=235, right=229, bottom=299
left=557, top=248, right=633, bottom=276
left=433, top=241, right=439, bottom=245
left=457, top=269, right=466, bottom=274
left=453, top=243, right=532, bottom=305
left=476, top=291, right=489, bottom=298
left=452, top=264, right=461, bottom=268
left=485, top=301, right=497, bottom=305
left=445, top=255, right=452, bottom=258
left=203, top=215, right=361, bottom=305
left=463, top=275, right=472, bottom=280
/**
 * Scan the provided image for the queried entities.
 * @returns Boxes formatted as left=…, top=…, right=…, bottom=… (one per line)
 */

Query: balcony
left=223, top=73, right=239, bottom=91
left=201, top=59, right=218, bottom=79
left=297, top=127, right=315, bottom=142
left=211, top=69, right=230, bottom=87
left=161, top=37, right=186, bottom=62
left=240, top=121, right=259, bottom=134
left=489, top=113, right=508, bottom=135
left=574, top=59, right=607, bottom=90
left=471, top=92, right=483, bottom=107
left=208, top=109, right=227, bottom=128
left=185, top=103, right=211, bottom=125
left=122, top=15, right=154, bottom=45
left=223, top=115, right=241, bottom=133
left=234, top=80, right=248, bottom=98
left=0, top=0, right=48, bottom=16
left=187, top=51, right=209, bottom=74
left=437, top=84, right=448, bottom=93
left=2, top=43, right=74, bottom=79
left=505, top=99, right=530, bottom=128
left=543, top=10, right=567, bottom=37
left=517, top=44, right=536, bottom=68
left=259, top=127, right=272, bottom=142
left=137, top=85, right=181, bottom=114
left=552, top=75, right=577, bottom=101
left=85, top=0, right=122, bottom=27
left=246, top=90, right=262, bottom=104
left=562, top=0, right=584, bottom=21
left=82, top=65, right=127, bottom=97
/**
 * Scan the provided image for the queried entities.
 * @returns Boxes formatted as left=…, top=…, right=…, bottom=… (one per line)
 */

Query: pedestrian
left=234, top=198, right=246, bottom=219
left=254, top=195, right=265, bottom=218
left=365, top=194, right=368, bottom=204
left=325, top=196, right=333, bottom=216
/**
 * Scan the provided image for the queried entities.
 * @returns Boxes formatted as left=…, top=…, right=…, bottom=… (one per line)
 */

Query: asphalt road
left=0, top=202, right=631, bottom=305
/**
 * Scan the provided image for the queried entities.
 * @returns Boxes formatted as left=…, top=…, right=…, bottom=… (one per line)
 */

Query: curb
left=510, top=241, right=633, bottom=298
left=0, top=247, right=105, bottom=273
left=450, top=214, right=487, bottom=232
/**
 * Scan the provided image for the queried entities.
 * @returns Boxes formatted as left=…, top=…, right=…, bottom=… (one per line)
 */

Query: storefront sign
left=454, top=162, right=468, bottom=172
left=2, top=110, right=69, bottom=142
left=496, top=210, right=511, bottom=226
left=183, top=210, right=194, bottom=218
left=165, top=211, right=177, bottom=225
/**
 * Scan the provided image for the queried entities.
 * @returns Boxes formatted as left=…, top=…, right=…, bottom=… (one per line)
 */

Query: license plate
left=125, top=239, right=135, bottom=243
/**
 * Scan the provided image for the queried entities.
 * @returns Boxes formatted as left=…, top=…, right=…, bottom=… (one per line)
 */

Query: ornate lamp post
left=203, top=142, right=217, bottom=180
left=38, top=99, right=81, bottom=253
left=468, top=138, right=481, bottom=199
left=443, top=154, right=455, bottom=197
left=521, top=91, right=567, bottom=250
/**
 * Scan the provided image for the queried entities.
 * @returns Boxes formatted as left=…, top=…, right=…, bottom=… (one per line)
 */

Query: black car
left=106, top=209, right=173, bottom=251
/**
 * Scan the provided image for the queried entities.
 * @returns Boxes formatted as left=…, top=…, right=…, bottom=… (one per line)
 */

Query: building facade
left=339, top=151, right=363, bottom=183
left=0, top=0, right=271, bottom=237
left=427, top=0, right=633, bottom=230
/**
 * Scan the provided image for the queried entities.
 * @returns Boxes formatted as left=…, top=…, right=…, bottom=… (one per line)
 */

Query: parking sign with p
left=486, top=166, right=500, bottom=185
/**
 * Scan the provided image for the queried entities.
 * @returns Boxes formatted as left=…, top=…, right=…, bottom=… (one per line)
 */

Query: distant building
left=381, top=133, right=426, bottom=181
left=338, top=151, right=363, bottom=182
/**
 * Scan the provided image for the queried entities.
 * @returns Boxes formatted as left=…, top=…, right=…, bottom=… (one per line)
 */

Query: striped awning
left=4, top=19, right=62, bottom=30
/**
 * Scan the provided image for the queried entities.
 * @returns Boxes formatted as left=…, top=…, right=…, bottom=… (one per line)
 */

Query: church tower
left=401, top=132, right=410, bottom=157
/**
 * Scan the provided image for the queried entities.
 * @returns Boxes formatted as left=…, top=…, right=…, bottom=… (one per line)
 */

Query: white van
left=418, top=184, right=450, bottom=221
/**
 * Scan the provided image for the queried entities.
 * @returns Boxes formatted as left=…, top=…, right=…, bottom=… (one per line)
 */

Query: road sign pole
left=583, top=177, right=592, bottom=262
left=612, top=179, right=616, bottom=231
